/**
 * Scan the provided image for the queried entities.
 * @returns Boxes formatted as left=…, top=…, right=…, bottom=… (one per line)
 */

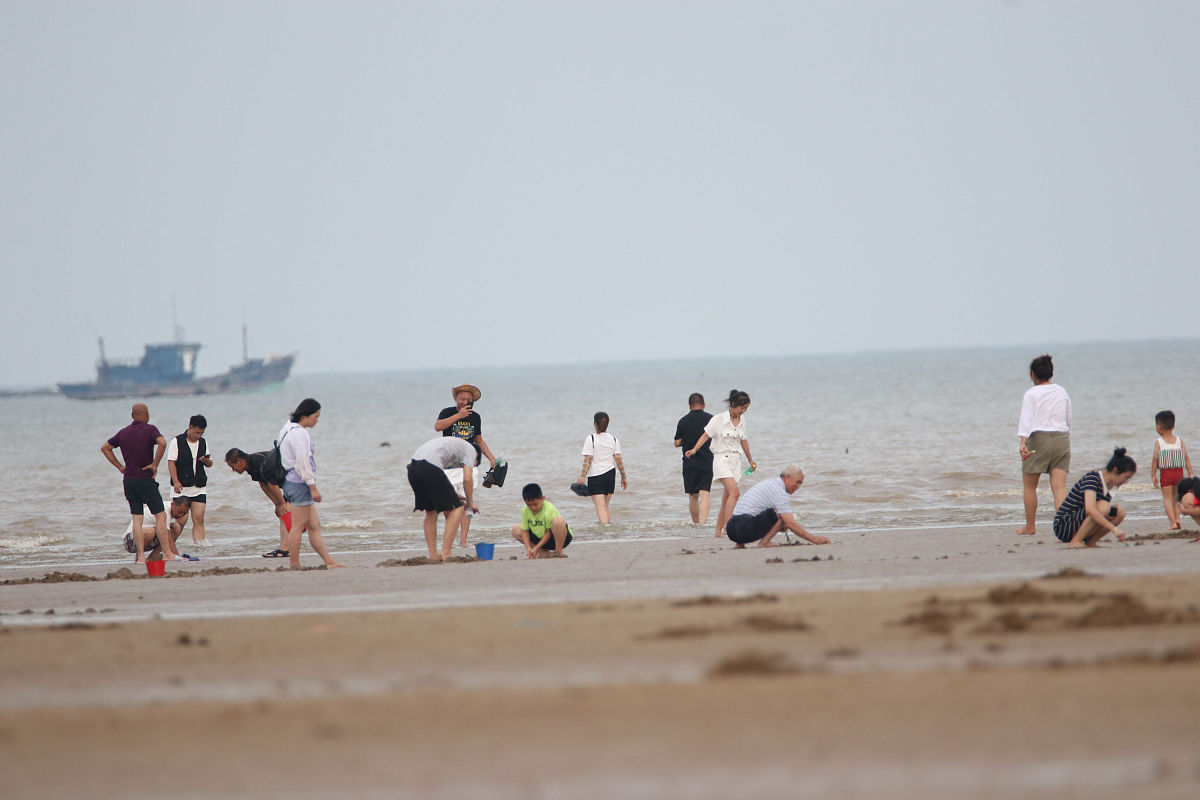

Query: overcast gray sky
left=2, top=1, right=1197, bottom=387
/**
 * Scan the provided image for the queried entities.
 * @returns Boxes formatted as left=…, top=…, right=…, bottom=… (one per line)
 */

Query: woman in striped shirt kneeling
left=1052, top=448, right=1137, bottom=548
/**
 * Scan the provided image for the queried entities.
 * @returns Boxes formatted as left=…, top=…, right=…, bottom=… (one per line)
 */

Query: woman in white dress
left=686, top=389, right=755, bottom=537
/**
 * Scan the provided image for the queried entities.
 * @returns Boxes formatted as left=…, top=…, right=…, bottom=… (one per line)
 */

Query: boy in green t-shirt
left=511, top=483, right=573, bottom=559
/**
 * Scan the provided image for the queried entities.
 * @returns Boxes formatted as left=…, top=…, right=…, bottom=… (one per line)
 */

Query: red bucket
left=146, top=560, right=166, bottom=577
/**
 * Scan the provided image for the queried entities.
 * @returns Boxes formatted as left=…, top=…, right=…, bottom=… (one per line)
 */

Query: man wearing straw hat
left=435, top=383, right=497, bottom=469
left=435, top=383, right=497, bottom=549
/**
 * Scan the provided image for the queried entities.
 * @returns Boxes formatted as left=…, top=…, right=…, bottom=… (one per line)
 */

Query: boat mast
left=97, top=337, right=109, bottom=382
left=172, top=294, right=184, bottom=342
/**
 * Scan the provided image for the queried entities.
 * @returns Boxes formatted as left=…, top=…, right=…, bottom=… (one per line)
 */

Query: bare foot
left=714, top=531, right=726, bottom=538
left=756, top=541, right=776, bottom=548
left=733, top=543, right=745, bottom=549
left=1015, top=526, right=1036, bottom=535
left=324, top=561, right=345, bottom=569
left=1068, top=542, right=1087, bottom=549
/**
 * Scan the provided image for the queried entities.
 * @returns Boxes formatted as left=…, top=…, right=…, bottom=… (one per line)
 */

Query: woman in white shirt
left=579, top=411, right=627, bottom=523
left=278, top=398, right=344, bottom=569
left=686, top=389, right=756, bottom=538
left=1016, top=355, right=1071, bottom=536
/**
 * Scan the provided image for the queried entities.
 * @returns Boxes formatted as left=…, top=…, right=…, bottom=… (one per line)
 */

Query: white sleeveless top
left=1158, top=437, right=1185, bottom=470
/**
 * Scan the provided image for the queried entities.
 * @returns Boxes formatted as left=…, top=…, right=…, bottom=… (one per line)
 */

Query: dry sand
left=2, top=522, right=1199, bottom=798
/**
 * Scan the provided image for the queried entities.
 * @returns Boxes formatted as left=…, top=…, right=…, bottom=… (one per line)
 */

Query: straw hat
left=452, top=384, right=481, bottom=402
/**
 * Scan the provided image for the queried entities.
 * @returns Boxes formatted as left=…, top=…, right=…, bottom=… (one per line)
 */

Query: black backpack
left=261, top=429, right=291, bottom=487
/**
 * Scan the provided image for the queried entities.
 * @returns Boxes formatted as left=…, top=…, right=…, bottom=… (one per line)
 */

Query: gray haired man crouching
left=725, top=465, right=830, bottom=548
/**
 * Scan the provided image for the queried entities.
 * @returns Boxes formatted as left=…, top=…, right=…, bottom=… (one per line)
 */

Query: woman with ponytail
left=278, top=398, right=344, bottom=570
left=686, top=389, right=755, bottom=537
left=1051, top=448, right=1137, bottom=548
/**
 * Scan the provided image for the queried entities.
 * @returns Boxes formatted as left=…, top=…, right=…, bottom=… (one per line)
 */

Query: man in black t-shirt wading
left=674, top=392, right=714, bottom=524
left=225, top=447, right=294, bottom=558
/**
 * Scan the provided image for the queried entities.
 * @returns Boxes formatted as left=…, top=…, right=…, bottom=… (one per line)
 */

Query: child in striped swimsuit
left=1151, top=410, right=1192, bottom=531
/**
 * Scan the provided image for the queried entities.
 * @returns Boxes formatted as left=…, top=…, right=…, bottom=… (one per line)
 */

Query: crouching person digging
left=123, top=496, right=196, bottom=562
left=726, top=465, right=830, bottom=548
left=511, top=483, right=572, bottom=559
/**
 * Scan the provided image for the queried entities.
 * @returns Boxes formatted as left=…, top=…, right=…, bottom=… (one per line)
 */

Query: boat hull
left=59, top=354, right=296, bottom=400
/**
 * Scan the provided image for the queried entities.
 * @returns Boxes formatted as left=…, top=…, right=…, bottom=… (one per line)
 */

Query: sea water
left=1, top=339, right=1196, bottom=567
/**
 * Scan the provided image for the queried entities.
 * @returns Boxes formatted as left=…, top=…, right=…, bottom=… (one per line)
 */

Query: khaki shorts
left=1022, top=431, right=1070, bottom=474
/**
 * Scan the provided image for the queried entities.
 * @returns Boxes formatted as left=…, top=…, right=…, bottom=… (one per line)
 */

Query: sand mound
left=2, top=571, right=99, bottom=586
left=708, top=650, right=799, bottom=677
left=671, top=592, right=779, bottom=607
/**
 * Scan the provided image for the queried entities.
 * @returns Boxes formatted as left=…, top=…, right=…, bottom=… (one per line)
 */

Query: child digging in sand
left=1151, top=410, right=1192, bottom=531
left=511, top=483, right=572, bottom=559
left=1174, top=477, right=1200, bottom=542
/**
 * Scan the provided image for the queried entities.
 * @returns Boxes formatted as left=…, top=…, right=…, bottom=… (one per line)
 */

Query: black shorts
left=682, top=464, right=713, bottom=495
left=587, top=468, right=616, bottom=496
left=726, top=508, right=779, bottom=544
left=532, top=527, right=573, bottom=552
left=407, top=460, right=463, bottom=513
left=124, top=479, right=165, bottom=516
left=173, top=493, right=206, bottom=504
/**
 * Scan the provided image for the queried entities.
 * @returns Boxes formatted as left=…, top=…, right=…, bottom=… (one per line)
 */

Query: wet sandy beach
left=2, top=520, right=1199, bottom=798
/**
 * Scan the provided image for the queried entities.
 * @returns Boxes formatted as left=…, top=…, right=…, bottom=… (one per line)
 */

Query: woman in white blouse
left=1016, top=355, right=1071, bottom=535
left=278, top=398, right=344, bottom=569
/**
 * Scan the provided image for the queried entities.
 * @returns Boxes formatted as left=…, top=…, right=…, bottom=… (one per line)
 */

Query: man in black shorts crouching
left=408, top=437, right=480, bottom=561
left=725, top=465, right=830, bottom=548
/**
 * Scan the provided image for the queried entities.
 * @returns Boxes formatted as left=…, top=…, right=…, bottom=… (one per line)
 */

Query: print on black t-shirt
left=438, top=407, right=481, bottom=441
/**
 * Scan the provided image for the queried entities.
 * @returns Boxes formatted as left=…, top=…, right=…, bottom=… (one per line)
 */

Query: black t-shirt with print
left=439, top=407, right=482, bottom=442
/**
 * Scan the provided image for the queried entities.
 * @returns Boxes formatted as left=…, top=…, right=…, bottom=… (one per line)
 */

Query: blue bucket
left=474, top=542, right=495, bottom=560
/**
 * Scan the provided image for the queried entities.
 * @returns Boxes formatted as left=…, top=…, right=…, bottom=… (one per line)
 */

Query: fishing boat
left=59, top=327, right=295, bottom=400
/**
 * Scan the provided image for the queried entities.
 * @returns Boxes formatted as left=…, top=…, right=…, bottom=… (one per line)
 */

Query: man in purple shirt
left=101, top=403, right=183, bottom=562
